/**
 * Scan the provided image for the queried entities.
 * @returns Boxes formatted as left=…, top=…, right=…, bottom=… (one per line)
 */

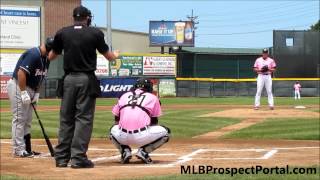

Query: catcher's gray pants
left=7, top=79, right=35, bottom=155
left=54, top=73, right=96, bottom=164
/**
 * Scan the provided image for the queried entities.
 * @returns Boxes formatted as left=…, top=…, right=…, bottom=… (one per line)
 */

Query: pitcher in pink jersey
left=109, top=78, right=170, bottom=164
left=293, top=81, right=302, bottom=100
left=253, top=48, right=277, bottom=110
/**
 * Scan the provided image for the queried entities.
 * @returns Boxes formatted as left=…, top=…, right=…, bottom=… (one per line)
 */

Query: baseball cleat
left=56, top=161, right=68, bottom=168
left=269, top=106, right=274, bottom=110
left=254, top=106, right=259, bottom=110
left=30, top=151, right=41, bottom=156
left=136, top=148, right=152, bottom=164
left=71, top=159, right=94, bottom=169
left=121, top=148, right=132, bottom=164
left=14, top=151, right=34, bottom=158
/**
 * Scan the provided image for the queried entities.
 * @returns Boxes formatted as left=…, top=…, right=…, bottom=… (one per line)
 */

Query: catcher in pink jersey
left=253, top=48, right=276, bottom=110
left=109, top=78, right=170, bottom=164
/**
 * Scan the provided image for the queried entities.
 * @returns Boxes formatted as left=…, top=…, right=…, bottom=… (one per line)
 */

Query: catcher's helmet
left=45, top=37, right=54, bottom=52
left=134, top=78, right=153, bottom=92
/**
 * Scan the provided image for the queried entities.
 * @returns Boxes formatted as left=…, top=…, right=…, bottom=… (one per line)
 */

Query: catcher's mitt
left=261, top=65, right=269, bottom=72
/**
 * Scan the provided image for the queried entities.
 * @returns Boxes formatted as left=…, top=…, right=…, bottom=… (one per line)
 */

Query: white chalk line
left=274, top=146, right=320, bottom=150
left=188, top=149, right=278, bottom=160
left=204, top=148, right=266, bottom=152
left=1, top=140, right=319, bottom=167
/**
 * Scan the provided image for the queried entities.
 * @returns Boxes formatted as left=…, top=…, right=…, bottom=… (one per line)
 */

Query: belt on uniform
left=120, top=127, right=147, bottom=134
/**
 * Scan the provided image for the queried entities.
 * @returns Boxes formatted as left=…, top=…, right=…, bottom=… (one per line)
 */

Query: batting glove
left=31, top=93, right=40, bottom=104
left=20, top=90, right=31, bottom=105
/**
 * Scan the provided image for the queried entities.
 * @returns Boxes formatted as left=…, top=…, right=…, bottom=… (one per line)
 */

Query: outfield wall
left=176, top=78, right=319, bottom=97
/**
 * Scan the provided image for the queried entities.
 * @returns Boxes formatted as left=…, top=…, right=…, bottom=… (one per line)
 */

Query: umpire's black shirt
left=52, top=24, right=109, bottom=73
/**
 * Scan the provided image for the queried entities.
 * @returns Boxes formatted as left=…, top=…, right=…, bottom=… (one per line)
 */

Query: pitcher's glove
left=261, top=65, right=269, bottom=72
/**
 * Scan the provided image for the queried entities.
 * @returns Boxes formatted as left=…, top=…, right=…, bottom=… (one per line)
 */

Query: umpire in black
left=48, top=6, right=119, bottom=168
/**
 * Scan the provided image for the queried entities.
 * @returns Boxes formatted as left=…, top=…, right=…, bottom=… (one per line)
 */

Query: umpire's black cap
left=73, top=6, right=92, bottom=18
left=262, top=48, right=269, bottom=53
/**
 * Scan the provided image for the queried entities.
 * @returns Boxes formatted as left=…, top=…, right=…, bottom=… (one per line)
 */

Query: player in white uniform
left=293, top=81, right=301, bottom=100
left=253, top=48, right=276, bottom=110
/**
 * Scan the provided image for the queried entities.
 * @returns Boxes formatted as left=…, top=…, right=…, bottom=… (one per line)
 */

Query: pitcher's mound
left=199, top=108, right=319, bottom=119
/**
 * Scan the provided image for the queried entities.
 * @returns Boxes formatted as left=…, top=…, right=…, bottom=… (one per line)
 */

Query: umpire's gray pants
left=54, top=73, right=96, bottom=164
left=7, top=79, right=35, bottom=155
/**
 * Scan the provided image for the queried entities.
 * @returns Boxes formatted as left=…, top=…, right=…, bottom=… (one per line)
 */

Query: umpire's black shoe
left=56, top=160, right=68, bottom=168
left=71, top=159, right=94, bottom=169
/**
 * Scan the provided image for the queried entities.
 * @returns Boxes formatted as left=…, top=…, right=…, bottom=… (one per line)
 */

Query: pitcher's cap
left=262, top=48, right=268, bottom=53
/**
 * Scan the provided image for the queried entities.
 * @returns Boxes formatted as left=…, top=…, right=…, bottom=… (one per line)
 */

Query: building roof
left=181, top=47, right=263, bottom=55
left=98, top=27, right=148, bottom=36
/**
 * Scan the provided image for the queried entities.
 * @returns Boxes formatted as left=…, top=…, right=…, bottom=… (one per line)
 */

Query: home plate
left=294, top=106, right=306, bottom=109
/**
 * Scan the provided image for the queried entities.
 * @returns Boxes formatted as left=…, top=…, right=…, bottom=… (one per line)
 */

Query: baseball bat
left=31, top=103, right=55, bottom=157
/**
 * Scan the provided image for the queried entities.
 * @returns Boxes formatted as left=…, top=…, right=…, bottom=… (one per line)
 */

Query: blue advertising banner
left=149, top=21, right=194, bottom=47
left=100, top=78, right=138, bottom=98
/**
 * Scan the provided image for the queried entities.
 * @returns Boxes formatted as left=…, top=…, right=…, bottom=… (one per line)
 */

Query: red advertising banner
left=1, top=75, right=11, bottom=99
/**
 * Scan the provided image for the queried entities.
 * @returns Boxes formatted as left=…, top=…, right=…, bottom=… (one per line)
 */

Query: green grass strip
left=223, top=118, right=320, bottom=140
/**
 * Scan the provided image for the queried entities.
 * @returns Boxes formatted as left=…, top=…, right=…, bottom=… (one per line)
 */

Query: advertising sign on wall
left=100, top=78, right=137, bottom=98
left=0, top=75, right=11, bottom=99
left=149, top=21, right=194, bottom=47
left=143, top=56, right=176, bottom=76
left=0, top=52, right=22, bottom=75
left=110, top=56, right=143, bottom=77
left=159, top=79, right=176, bottom=97
left=95, top=55, right=109, bottom=76
left=0, top=6, right=41, bottom=48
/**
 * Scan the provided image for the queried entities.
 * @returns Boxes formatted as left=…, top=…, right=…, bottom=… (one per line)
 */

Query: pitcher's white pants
left=294, top=90, right=301, bottom=99
left=254, top=74, right=274, bottom=107
left=110, top=125, right=169, bottom=147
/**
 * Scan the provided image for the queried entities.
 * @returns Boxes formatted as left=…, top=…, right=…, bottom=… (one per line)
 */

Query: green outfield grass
left=0, top=97, right=318, bottom=139
left=0, top=97, right=319, bottom=108
left=0, top=109, right=240, bottom=139
left=0, top=175, right=38, bottom=180
left=223, top=118, right=320, bottom=140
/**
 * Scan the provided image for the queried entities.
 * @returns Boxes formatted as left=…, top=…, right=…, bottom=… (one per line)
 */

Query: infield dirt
left=1, top=104, right=319, bottom=180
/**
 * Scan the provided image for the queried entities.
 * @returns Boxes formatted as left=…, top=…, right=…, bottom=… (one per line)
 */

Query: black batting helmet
left=45, top=37, right=54, bottom=52
left=134, top=78, right=153, bottom=93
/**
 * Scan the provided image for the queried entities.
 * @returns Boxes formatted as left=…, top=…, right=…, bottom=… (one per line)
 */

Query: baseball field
left=0, top=97, right=319, bottom=180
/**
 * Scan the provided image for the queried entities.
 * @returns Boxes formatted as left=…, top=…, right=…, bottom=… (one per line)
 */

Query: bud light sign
left=100, top=78, right=138, bottom=98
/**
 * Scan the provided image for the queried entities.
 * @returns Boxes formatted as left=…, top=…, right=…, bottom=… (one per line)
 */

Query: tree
left=310, top=20, right=320, bottom=31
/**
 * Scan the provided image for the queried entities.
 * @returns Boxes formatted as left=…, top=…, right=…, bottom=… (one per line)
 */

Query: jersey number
left=127, top=95, right=146, bottom=106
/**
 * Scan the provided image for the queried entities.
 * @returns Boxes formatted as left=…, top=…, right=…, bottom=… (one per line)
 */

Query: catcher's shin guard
left=141, top=126, right=170, bottom=153
left=141, top=135, right=170, bottom=153
left=109, top=134, right=131, bottom=153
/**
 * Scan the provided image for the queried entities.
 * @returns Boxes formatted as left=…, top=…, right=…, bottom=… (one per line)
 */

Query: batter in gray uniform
left=7, top=38, right=53, bottom=157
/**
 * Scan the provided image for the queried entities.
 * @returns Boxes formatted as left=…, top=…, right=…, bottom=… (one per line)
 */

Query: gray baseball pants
left=7, top=79, right=35, bottom=155
left=54, top=73, right=96, bottom=164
